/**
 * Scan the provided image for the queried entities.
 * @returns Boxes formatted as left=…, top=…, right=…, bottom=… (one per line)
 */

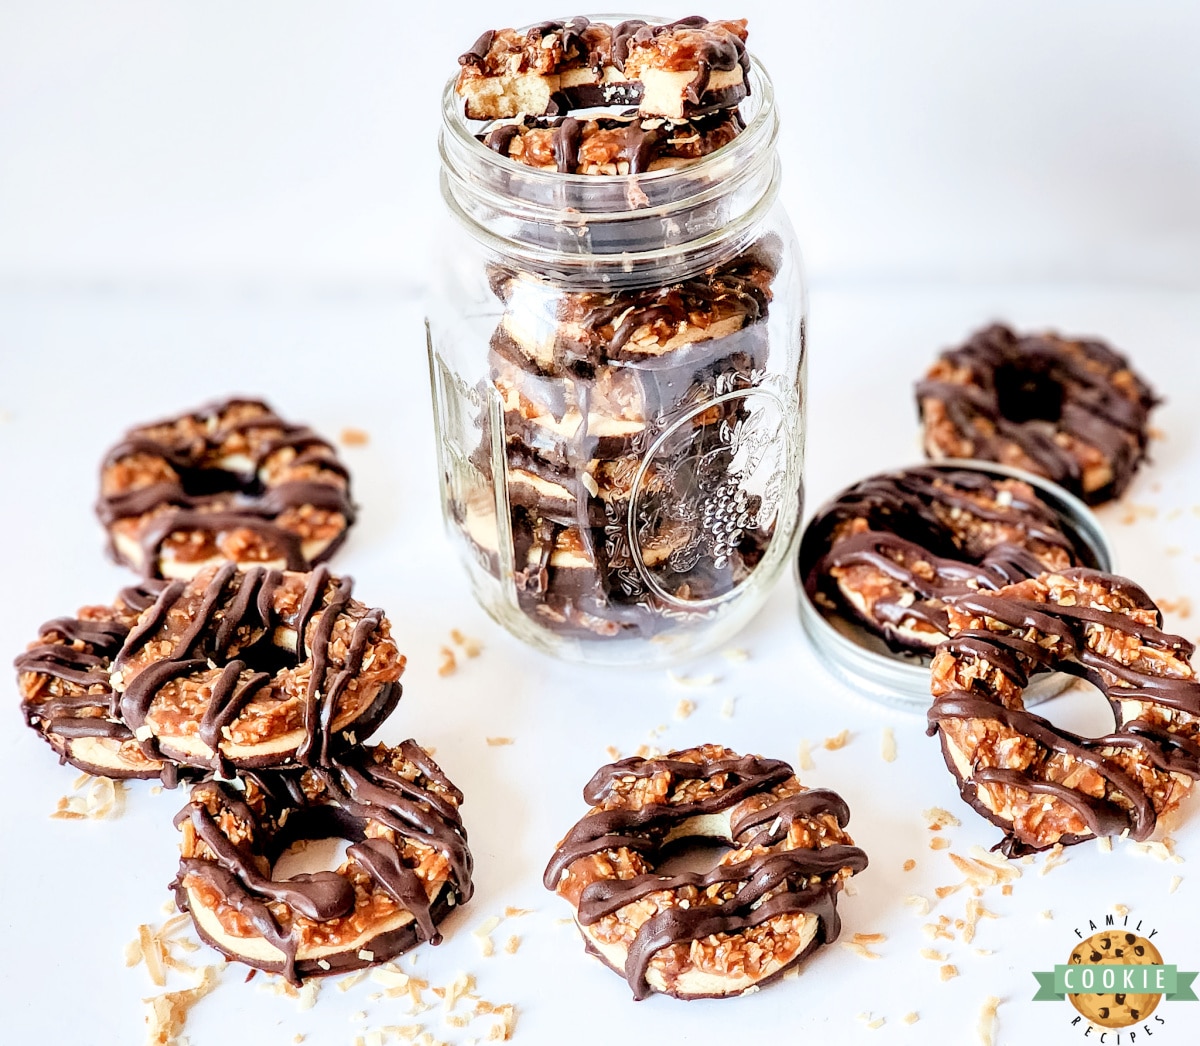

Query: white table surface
left=1, top=281, right=1198, bottom=1045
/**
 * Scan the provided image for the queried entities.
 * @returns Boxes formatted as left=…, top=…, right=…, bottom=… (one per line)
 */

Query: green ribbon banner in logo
left=1032, top=965, right=1199, bottom=1002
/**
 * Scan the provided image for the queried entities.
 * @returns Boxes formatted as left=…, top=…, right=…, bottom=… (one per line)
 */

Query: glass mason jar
left=427, top=30, right=807, bottom=666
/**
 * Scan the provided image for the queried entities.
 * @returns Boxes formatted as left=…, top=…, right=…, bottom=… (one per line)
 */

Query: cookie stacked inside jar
left=440, top=16, right=805, bottom=655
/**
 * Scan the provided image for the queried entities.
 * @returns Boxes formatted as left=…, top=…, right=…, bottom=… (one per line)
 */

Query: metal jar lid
left=796, top=459, right=1116, bottom=712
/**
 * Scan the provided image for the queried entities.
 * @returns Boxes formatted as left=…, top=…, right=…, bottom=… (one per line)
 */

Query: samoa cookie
left=98, top=397, right=355, bottom=579
left=545, top=745, right=867, bottom=1000
left=928, top=569, right=1200, bottom=855
left=111, top=564, right=404, bottom=773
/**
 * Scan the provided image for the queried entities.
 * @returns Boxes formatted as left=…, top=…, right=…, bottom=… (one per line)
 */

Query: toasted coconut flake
left=485, top=737, right=514, bottom=747
left=1169, top=875, right=1183, bottom=894
left=903, top=859, right=917, bottom=872
left=674, top=698, right=695, bottom=720
left=902, top=1012, right=920, bottom=1025
left=1113, top=903, right=1130, bottom=917
left=940, top=964, right=959, bottom=981
left=881, top=727, right=897, bottom=763
left=823, top=729, right=851, bottom=750
left=852, top=932, right=887, bottom=945
left=722, top=648, right=750, bottom=663
left=449, top=629, right=484, bottom=657
left=930, top=836, right=951, bottom=851
left=338, top=970, right=368, bottom=992
left=719, top=696, right=736, bottom=719
left=437, top=648, right=457, bottom=677
left=340, top=427, right=370, bottom=447
left=1039, top=910, right=1053, bottom=920
left=842, top=942, right=881, bottom=960
left=904, top=895, right=932, bottom=915
left=668, top=671, right=719, bottom=688
left=978, top=995, right=1001, bottom=1045
left=921, top=948, right=947, bottom=961
left=923, top=807, right=961, bottom=831
left=143, top=965, right=220, bottom=1046
left=797, top=738, right=814, bottom=771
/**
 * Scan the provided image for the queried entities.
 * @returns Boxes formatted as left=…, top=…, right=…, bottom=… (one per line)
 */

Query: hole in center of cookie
left=656, top=835, right=736, bottom=876
left=1030, top=677, right=1117, bottom=739
left=273, top=836, right=353, bottom=880
left=993, top=361, right=1065, bottom=424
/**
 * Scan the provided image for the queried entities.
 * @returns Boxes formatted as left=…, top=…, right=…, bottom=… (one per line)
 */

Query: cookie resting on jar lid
left=97, top=397, right=356, bottom=579
left=545, top=745, right=867, bottom=1000
left=928, top=568, right=1200, bottom=855
left=797, top=461, right=1113, bottom=710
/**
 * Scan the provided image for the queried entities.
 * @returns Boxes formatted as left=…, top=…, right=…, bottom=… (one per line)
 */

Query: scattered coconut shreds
left=338, top=970, right=369, bottom=992
left=351, top=1010, right=368, bottom=1022
left=903, top=859, right=917, bottom=872
left=437, top=648, right=457, bottom=677
left=722, top=648, right=750, bottom=663
left=923, top=806, right=962, bottom=831
left=841, top=942, right=881, bottom=960
left=1040, top=910, right=1053, bottom=921
left=967, top=845, right=1021, bottom=880
left=668, top=671, right=719, bottom=688
left=797, top=739, right=814, bottom=771
left=504, top=935, right=521, bottom=955
left=1039, top=843, right=1067, bottom=876
left=978, top=995, right=1001, bottom=1046
left=903, top=1012, right=920, bottom=1025
left=1160, top=597, right=1192, bottom=619
left=720, top=696, right=736, bottom=719
left=866, top=1017, right=885, bottom=1030
left=605, top=745, right=621, bottom=760
left=930, top=836, right=951, bottom=851
left=852, top=932, right=887, bottom=946
left=921, top=948, right=947, bottom=962
left=881, top=727, right=897, bottom=763
left=449, top=629, right=484, bottom=657
left=144, top=965, right=220, bottom=1046
left=823, top=729, right=851, bottom=751
left=940, top=964, right=959, bottom=981
left=975, top=948, right=994, bottom=957
left=1169, top=876, right=1183, bottom=894
left=485, top=737, right=514, bottom=747
left=674, top=698, right=696, bottom=720
left=297, top=981, right=320, bottom=1011
left=504, top=907, right=533, bottom=918
left=1113, top=903, right=1130, bottom=917
left=904, top=895, right=932, bottom=915
left=934, top=884, right=961, bottom=900
left=52, top=775, right=127, bottom=821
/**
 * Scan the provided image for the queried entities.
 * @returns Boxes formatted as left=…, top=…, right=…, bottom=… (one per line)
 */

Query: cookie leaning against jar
left=98, top=397, right=356, bottom=579
left=456, top=16, right=750, bottom=121
left=916, top=323, right=1158, bottom=505
left=804, top=466, right=1090, bottom=656
left=928, top=569, right=1200, bottom=855
left=545, top=745, right=868, bottom=999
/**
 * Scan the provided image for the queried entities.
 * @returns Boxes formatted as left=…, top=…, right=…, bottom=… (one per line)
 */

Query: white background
left=2, top=4, right=1199, bottom=1046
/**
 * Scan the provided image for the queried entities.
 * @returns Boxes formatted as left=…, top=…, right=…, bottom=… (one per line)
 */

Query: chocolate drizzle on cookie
left=804, top=467, right=1089, bottom=654
left=14, top=579, right=186, bottom=783
left=545, top=749, right=867, bottom=999
left=172, top=741, right=473, bottom=983
left=97, top=397, right=356, bottom=578
left=917, top=324, right=1159, bottom=504
left=928, top=568, right=1200, bottom=855
left=113, top=564, right=402, bottom=773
